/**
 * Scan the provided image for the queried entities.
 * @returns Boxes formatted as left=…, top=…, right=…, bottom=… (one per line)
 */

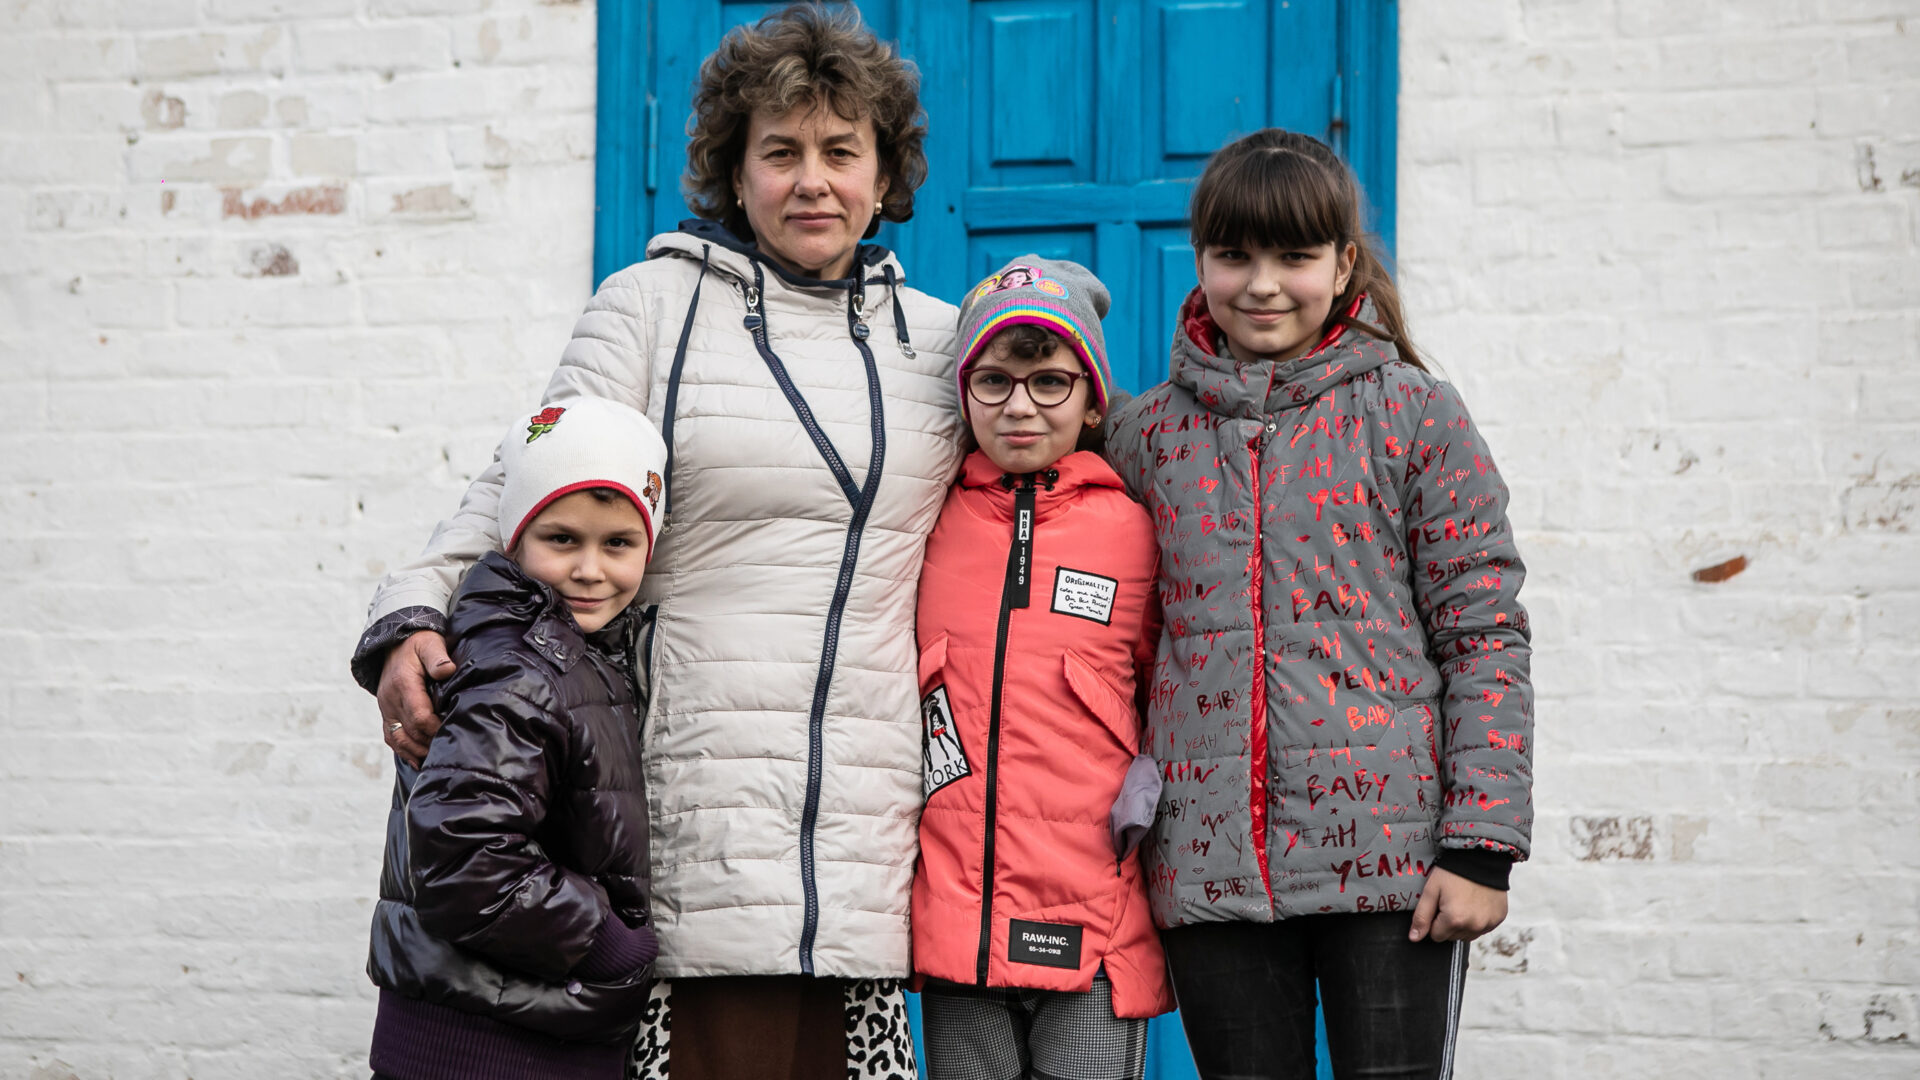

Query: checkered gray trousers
left=919, top=974, right=1149, bottom=1080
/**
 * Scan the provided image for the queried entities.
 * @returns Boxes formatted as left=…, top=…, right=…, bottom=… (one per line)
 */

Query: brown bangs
left=1190, top=142, right=1348, bottom=252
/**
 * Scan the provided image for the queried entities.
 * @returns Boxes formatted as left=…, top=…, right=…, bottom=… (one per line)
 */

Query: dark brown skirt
left=666, top=975, right=849, bottom=1080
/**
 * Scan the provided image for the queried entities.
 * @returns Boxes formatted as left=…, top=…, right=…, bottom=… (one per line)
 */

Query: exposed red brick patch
left=221, top=185, right=346, bottom=220
left=1691, top=555, right=1749, bottom=584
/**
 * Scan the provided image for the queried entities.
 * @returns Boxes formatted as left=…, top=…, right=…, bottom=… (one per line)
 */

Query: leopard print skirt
left=629, top=977, right=918, bottom=1080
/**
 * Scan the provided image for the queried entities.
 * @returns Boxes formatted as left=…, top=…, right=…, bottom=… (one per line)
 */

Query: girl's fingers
left=1409, top=882, right=1441, bottom=941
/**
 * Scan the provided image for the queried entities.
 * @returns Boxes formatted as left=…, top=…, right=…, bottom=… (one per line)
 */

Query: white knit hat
left=497, top=397, right=669, bottom=558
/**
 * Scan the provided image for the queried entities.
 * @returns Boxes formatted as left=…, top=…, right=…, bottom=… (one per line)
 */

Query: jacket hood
left=1169, top=286, right=1399, bottom=418
left=447, top=551, right=631, bottom=662
left=956, top=449, right=1124, bottom=515
left=648, top=218, right=909, bottom=291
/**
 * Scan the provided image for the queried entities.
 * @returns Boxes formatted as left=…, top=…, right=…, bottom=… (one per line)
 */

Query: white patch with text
left=1051, top=567, right=1118, bottom=625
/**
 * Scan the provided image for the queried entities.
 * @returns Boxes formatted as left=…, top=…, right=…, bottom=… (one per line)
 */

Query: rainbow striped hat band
left=955, top=256, right=1113, bottom=414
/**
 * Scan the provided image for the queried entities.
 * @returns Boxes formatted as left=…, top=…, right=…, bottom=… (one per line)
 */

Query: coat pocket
left=1063, top=649, right=1140, bottom=754
left=917, top=632, right=948, bottom=693
left=918, top=633, right=969, bottom=798
left=1395, top=699, right=1443, bottom=821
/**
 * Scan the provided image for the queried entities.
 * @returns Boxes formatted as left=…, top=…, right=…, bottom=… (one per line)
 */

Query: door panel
left=971, top=1, right=1097, bottom=185
left=1155, top=2, right=1268, bottom=165
left=969, top=228, right=1096, bottom=282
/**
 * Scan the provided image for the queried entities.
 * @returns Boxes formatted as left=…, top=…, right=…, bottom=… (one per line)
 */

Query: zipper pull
left=850, top=283, right=870, bottom=340
left=743, top=284, right=762, bottom=332
left=1008, top=475, right=1037, bottom=610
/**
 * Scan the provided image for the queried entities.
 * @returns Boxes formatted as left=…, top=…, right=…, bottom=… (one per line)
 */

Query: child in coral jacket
left=912, top=257, right=1175, bottom=1080
left=1105, top=129, right=1534, bottom=1079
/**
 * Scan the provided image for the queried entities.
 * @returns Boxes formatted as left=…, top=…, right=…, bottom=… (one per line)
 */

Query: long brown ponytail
left=1188, top=129, right=1424, bottom=371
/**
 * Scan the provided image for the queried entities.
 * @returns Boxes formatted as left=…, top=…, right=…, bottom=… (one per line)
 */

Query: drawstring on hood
left=885, top=264, right=915, bottom=359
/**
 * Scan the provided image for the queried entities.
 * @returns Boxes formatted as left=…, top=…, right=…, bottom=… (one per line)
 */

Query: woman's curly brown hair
left=684, top=2, right=928, bottom=243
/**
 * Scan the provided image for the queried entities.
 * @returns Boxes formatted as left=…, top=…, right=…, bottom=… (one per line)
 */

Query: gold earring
left=736, top=196, right=744, bottom=208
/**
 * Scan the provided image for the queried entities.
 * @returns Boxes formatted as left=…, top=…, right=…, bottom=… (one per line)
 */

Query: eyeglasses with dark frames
left=965, top=367, right=1090, bottom=408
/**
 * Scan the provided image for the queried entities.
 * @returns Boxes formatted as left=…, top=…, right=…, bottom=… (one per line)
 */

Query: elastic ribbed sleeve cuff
left=1434, top=847, right=1514, bottom=891
left=571, top=914, right=658, bottom=983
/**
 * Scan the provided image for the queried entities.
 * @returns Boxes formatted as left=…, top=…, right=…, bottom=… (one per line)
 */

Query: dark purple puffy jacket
left=366, top=550, right=655, bottom=1075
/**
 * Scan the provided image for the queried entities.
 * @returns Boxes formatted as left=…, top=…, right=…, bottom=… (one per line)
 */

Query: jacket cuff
left=1110, top=753, right=1163, bottom=857
left=1434, top=847, right=1514, bottom=891
left=572, top=914, right=659, bottom=983
left=350, top=606, right=450, bottom=695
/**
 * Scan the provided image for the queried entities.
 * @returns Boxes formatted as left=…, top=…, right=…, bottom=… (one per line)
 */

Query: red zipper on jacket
left=1246, top=433, right=1275, bottom=911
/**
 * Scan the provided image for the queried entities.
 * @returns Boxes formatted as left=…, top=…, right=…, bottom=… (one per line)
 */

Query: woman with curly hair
left=352, top=5, right=959, bottom=1077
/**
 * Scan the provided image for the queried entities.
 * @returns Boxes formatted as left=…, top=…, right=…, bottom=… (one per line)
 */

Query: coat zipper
left=1248, top=429, right=1275, bottom=912
left=977, top=472, right=1040, bottom=985
left=742, top=266, right=890, bottom=974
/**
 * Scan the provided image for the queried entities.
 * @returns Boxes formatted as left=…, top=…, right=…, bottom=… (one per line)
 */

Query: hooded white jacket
left=358, top=221, right=964, bottom=978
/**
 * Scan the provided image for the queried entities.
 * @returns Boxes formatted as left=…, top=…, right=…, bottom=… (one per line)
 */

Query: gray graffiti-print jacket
left=1105, top=291, right=1533, bottom=929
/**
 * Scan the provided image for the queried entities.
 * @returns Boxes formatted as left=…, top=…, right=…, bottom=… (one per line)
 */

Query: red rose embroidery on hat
left=526, top=406, right=565, bottom=442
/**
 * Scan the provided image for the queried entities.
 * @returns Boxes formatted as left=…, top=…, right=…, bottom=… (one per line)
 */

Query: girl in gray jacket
left=1105, top=129, right=1534, bottom=1080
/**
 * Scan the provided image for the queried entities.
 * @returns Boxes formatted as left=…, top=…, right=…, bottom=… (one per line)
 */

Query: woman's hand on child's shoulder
left=1408, top=866, right=1508, bottom=943
left=379, top=631, right=455, bottom=767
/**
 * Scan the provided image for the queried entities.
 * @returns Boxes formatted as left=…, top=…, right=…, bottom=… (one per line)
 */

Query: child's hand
left=1408, top=866, right=1507, bottom=943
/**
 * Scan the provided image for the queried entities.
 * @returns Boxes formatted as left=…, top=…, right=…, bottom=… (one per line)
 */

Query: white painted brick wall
left=2, top=1, right=596, bottom=1076
left=1397, top=1, right=1920, bottom=1077
left=3, top=0, right=1916, bottom=1077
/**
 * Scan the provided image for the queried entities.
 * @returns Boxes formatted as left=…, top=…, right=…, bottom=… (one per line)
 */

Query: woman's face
left=733, top=103, right=889, bottom=281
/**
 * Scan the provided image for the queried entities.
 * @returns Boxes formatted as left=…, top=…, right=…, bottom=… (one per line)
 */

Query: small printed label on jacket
left=1051, top=567, right=1118, bottom=625
left=922, top=684, right=971, bottom=797
left=1008, top=919, right=1083, bottom=969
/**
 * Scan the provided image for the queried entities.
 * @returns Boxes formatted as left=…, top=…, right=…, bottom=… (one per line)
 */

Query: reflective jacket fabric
left=356, top=221, right=965, bottom=978
left=911, top=451, right=1175, bottom=1019
left=1104, top=291, right=1534, bottom=929
left=368, top=552, right=653, bottom=1051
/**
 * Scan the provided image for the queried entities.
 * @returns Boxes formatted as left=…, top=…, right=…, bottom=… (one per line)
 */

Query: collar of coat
left=648, top=218, right=910, bottom=295
left=955, top=449, right=1125, bottom=518
left=448, top=550, right=634, bottom=673
left=1169, top=287, right=1401, bottom=418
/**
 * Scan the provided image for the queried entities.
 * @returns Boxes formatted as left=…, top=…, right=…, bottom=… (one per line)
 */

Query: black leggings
left=1162, top=914, right=1469, bottom=1080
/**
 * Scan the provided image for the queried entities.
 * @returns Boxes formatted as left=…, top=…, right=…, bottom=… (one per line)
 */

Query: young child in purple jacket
left=1104, top=129, right=1535, bottom=1080
left=366, top=398, right=668, bottom=1080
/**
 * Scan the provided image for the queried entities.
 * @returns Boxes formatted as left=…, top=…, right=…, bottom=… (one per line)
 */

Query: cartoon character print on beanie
left=526, top=406, right=565, bottom=442
left=972, top=263, right=1069, bottom=302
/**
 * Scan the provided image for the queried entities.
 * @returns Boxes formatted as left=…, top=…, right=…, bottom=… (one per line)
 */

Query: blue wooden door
left=595, top=4, right=1396, bottom=1078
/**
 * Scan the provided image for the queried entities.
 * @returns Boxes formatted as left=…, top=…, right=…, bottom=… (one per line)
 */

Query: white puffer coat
left=361, top=221, right=965, bottom=978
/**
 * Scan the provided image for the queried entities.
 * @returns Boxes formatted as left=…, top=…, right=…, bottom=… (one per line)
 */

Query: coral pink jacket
left=911, top=450, right=1175, bottom=1019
